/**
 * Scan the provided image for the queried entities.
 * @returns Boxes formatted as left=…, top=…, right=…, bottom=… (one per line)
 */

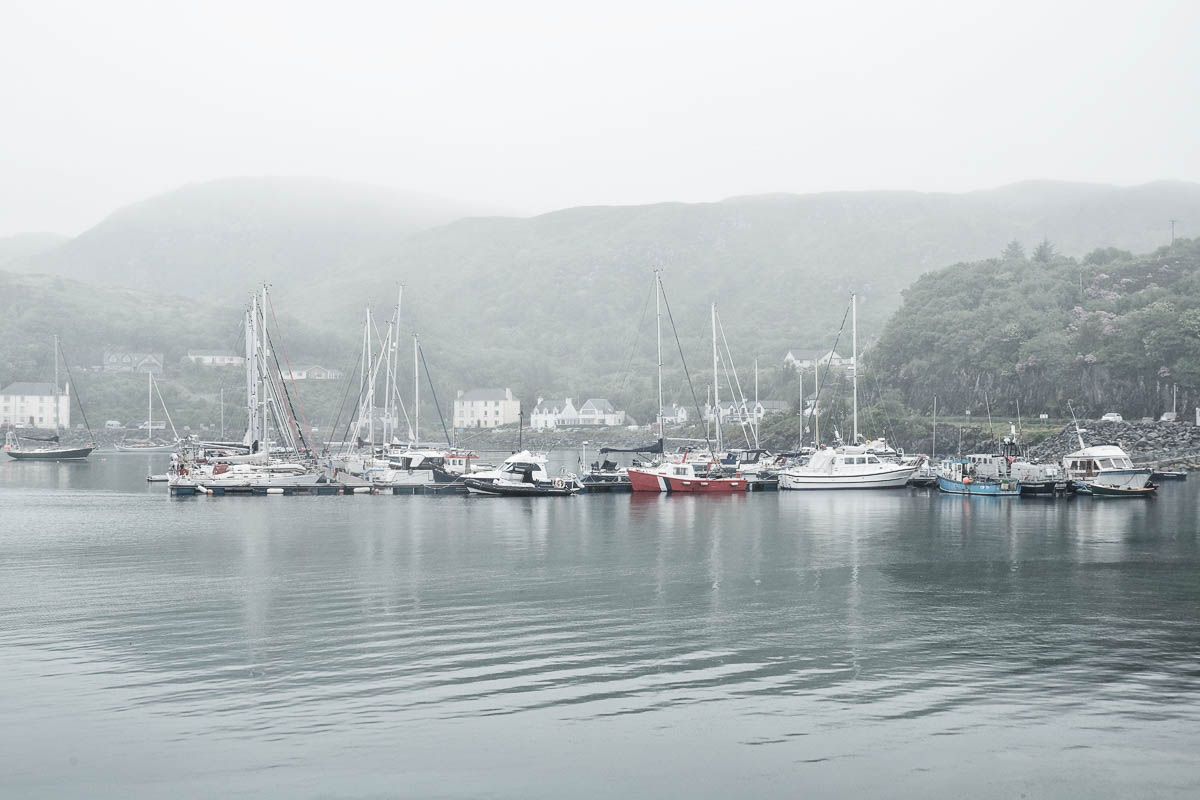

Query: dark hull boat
left=1086, top=482, right=1157, bottom=498
left=6, top=444, right=94, bottom=460
left=462, top=476, right=579, bottom=497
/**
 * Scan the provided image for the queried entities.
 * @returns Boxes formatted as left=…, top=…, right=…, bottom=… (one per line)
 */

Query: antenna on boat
left=932, top=396, right=937, bottom=459
left=984, top=392, right=995, bottom=450
left=1068, top=401, right=1086, bottom=450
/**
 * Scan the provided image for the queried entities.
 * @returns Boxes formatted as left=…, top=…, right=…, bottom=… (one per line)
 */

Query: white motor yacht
left=779, top=445, right=918, bottom=490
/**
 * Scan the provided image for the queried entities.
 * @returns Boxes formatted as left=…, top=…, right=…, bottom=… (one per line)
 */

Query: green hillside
left=282, top=181, right=1200, bottom=422
left=870, top=237, right=1200, bottom=420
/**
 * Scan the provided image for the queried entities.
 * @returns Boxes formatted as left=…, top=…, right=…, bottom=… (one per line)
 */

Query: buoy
left=353, top=486, right=370, bottom=494
left=266, top=487, right=284, bottom=495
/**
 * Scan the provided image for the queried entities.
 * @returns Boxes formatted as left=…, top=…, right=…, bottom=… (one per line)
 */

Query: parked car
left=1100, top=412, right=1124, bottom=422
left=1160, top=411, right=1178, bottom=422
left=104, top=420, right=123, bottom=429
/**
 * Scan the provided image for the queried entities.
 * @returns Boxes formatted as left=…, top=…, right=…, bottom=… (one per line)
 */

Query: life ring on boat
left=552, top=477, right=566, bottom=489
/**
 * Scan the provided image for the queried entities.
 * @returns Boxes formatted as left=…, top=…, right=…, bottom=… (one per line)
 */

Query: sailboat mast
left=712, top=302, right=721, bottom=453
left=366, top=306, right=374, bottom=450
left=413, top=333, right=420, bottom=445
left=53, top=334, right=59, bottom=431
left=245, top=305, right=256, bottom=446
left=655, top=270, right=663, bottom=437
left=147, top=371, right=153, bottom=439
left=814, top=366, right=820, bottom=448
left=932, top=396, right=937, bottom=459
left=851, top=292, right=858, bottom=444
left=754, top=357, right=759, bottom=449
left=260, top=286, right=269, bottom=448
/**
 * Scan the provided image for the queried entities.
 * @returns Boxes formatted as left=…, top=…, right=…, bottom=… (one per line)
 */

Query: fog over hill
left=0, top=232, right=68, bottom=268
left=16, top=177, right=484, bottom=298
left=285, top=180, right=1200, bottom=390
left=6, top=178, right=1200, bottom=425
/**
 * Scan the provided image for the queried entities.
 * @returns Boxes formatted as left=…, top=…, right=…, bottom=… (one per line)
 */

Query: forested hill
left=15, top=177, right=481, bottom=299
left=870, top=237, right=1200, bottom=420
left=273, top=180, right=1200, bottom=421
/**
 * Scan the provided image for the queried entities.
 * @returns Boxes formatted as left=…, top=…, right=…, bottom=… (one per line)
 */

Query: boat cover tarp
left=18, top=432, right=59, bottom=442
left=600, top=438, right=664, bottom=455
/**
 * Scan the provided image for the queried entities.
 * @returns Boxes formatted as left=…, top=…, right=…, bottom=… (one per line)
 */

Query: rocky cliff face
left=1027, top=419, right=1200, bottom=467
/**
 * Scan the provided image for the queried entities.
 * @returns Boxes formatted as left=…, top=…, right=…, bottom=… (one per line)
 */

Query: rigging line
left=717, top=349, right=753, bottom=448
left=56, top=338, right=94, bottom=440
left=323, top=325, right=366, bottom=456
left=150, top=375, right=179, bottom=440
left=263, top=327, right=311, bottom=456
left=804, top=299, right=852, bottom=445
left=657, top=278, right=713, bottom=455
left=266, top=292, right=314, bottom=451
left=715, top=309, right=754, bottom=448
left=416, top=342, right=453, bottom=447
left=617, top=276, right=656, bottom=394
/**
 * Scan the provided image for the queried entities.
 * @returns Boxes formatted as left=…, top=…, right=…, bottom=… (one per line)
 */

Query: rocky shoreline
left=1026, top=419, right=1200, bottom=467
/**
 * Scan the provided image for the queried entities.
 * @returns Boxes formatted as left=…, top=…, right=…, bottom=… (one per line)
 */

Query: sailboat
left=114, top=372, right=179, bottom=452
left=626, top=275, right=748, bottom=493
left=170, top=287, right=321, bottom=493
left=4, top=335, right=96, bottom=461
left=779, top=294, right=918, bottom=490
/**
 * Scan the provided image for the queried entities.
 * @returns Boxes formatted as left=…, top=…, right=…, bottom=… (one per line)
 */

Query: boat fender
left=963, top=476, right=973, bottom=484
left=552, top=477, right=566, bottom=489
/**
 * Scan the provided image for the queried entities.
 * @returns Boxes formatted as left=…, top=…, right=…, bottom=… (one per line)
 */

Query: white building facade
left=0, top=382, right=71, bottom=429
left=454, top=388, right=522, bottom=429
left=187, top=350, right=245, bottom=367
left=783, top=349, right=854, bottom=370
left=531, top=397, right=626, bottom=428
left=530, top=398, right=579, bottom=430
left=578, top=398, right=625, bottom=426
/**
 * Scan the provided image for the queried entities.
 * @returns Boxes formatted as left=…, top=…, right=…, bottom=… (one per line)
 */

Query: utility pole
left=1170, top=219, right=1178, bottom=244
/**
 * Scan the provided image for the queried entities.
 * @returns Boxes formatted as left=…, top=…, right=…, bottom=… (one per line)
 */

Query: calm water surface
left=2, top=452, right=1199, bottom=797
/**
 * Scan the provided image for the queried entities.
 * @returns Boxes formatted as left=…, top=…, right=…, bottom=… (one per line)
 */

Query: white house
left=578, top=398, right=625, bottom=426
left=103, top=351, right=164, bottom=374
left=0, top=381, right=71, bottom=429
left=187, top=350, right=245, bottom=367
left=454, top=388, right=522, bottom=429
left=530, top=398, right=579, bottom=430
left=783, top=349, right=854, bottom=370
left=660, top=403, right=690, bottom=426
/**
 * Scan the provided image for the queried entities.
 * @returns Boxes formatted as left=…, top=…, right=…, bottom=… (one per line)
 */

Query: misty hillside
left=17, top=177, right=481, bottom=298
left=278, top=181, right=1200, bottom=414
left=0, top=232, right=69, bottom=267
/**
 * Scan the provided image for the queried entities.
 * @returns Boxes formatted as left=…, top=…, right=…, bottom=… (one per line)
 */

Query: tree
left=1002, top=240, right=1025, bottom=260
left=1032, top=238, right=1057, bottom=263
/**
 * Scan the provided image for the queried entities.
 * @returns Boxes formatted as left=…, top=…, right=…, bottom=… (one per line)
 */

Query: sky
left=2, top=0, right=1198, bottom=236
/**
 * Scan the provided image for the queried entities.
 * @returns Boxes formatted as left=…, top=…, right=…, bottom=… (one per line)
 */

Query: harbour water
left=2, top=453, right=1199, bottom=797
